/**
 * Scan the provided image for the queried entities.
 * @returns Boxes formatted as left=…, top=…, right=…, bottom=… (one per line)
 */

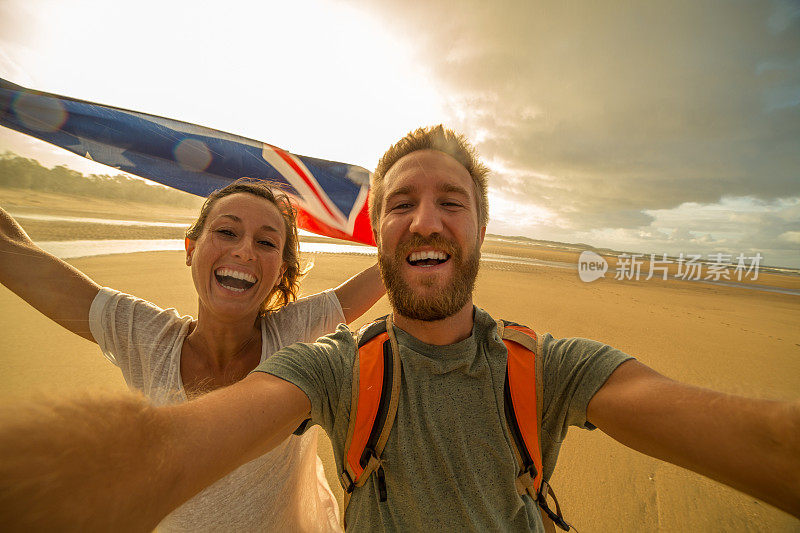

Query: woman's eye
left=215, top=229, right=235, bottom=237
left=258, top=240, right=277, bottom=248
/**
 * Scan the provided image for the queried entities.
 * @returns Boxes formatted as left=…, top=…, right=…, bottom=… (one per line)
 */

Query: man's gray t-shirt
left=255, top=307, right=632, bottom=531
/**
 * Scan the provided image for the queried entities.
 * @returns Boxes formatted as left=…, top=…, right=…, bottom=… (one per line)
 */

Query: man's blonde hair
left=369, top=125, right=490, bottom=229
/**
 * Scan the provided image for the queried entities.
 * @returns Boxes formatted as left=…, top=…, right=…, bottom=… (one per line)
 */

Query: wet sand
left=1, top=190, right=798, bottom=531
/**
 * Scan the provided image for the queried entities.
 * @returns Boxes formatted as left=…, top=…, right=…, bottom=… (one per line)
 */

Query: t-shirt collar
left=390, top=307, right=485, bottom=359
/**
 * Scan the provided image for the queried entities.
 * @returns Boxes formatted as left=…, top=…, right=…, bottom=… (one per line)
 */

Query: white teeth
left=223, top=286, right=246, bottom=293
left=215, top=268, right=257, bottom=283
left=408, top=250, right=449, bottom=262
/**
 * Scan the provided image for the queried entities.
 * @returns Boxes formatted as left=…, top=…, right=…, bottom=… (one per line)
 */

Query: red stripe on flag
left=269, top=144, right=339, bottom=221
left=295, top=199, right=376, bottom=246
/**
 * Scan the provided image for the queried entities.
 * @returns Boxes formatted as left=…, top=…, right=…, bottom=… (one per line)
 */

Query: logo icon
left=578, top=251, right=608, bottom=282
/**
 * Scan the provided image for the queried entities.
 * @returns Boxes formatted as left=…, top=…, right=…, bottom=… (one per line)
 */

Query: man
left=1, top=126, right=798, bottom=531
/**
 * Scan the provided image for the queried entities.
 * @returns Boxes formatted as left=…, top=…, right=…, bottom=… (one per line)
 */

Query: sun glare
left=487, top=192, right=557, bottom=234
left=1, top=0, right=446, bottom=171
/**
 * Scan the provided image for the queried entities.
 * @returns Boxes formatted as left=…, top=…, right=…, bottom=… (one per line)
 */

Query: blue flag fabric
left=0, top=78, right=375, bottom=245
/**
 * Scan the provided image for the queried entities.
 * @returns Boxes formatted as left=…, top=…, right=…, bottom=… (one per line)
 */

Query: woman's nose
left=231, top=238, right=255, bottom=261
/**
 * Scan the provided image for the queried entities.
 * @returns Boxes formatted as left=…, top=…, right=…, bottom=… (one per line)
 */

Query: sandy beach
left=0, top=190, right=798, bottom=531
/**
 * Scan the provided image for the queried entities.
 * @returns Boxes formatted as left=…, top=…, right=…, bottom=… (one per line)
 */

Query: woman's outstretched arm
left=0, top=371, right=310, bottom=532
left=0, top=206, right=100, bottom=341
left=333, top=262, right=385, bottom=323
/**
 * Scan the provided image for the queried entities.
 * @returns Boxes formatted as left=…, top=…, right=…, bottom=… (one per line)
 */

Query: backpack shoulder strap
left=340, top=315, right=401, bottom=512
left=499, top=320, right=571, bottom=531
left=499, top=319, right=544, bottom=495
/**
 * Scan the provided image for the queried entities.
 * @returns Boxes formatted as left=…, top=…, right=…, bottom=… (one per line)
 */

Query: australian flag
left=0, top=78, right=375, bottom=245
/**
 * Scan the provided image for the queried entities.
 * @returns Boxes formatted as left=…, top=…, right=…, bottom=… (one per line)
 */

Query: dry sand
left=1, top=190, right=798, bottom=531
left=1, top=251, right=797, bottom=531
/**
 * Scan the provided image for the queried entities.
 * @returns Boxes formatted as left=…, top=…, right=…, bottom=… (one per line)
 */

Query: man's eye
left=390, top=202, right=412, bottom=211
left=216, top=229, right=235, bottom=237
left=258, top=240, right=277, bottom=248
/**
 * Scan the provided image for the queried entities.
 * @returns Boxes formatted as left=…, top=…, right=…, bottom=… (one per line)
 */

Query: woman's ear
left=185, top=238, right=195, bottom=266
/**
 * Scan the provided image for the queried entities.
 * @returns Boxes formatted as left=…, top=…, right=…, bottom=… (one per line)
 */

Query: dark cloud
left=357, top=0, right=800, bottom=234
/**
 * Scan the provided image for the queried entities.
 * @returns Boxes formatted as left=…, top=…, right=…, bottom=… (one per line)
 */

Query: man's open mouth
left=214, top=268, right=257, bottom=293
left=406, top=250, right=450, bottom=267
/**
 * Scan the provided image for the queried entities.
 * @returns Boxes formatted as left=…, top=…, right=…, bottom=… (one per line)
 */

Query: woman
left=0, top=179, right=384, bottom=532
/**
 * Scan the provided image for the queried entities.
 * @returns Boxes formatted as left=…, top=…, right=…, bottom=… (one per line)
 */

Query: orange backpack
left=338, top=315, right=571, bottom=531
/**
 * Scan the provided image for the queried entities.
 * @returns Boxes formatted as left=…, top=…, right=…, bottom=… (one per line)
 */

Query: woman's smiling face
left=186, top=192, right=287, bottom=322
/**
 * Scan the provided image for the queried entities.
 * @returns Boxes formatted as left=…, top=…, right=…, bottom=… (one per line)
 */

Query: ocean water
left=22, top=213, right=377, bottom=258
left=37, top=239, right=377, bottom=259
left=13, top=212, right=322, bottom=234
left=12, top=212, right=189, bottom=228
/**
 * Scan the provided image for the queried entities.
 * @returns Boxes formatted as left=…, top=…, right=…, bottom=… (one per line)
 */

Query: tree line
left=0, top=152, right=201, bottom=207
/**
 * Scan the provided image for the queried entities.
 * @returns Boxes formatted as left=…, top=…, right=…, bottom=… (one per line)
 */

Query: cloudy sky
left=1, top=0, right=798, bottom=267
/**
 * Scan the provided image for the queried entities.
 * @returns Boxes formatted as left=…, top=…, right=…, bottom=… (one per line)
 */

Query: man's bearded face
left=379, top=233, right=480, bottom=321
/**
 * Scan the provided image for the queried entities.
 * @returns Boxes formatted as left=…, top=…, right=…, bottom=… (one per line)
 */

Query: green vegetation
left=0, top=151, right=201, bottom=207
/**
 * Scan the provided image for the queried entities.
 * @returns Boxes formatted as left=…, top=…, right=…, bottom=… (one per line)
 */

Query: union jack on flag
left=0, top=78, right=375, bottom=245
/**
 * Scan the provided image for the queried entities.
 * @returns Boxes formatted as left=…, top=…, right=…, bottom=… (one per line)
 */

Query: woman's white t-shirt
left=89, top=287, right=344, bottom=532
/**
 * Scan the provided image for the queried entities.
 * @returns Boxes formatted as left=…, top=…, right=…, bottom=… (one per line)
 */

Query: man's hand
left=0, top=372, right=311, bottom=531
left=588, top=360, right=800, bottom=517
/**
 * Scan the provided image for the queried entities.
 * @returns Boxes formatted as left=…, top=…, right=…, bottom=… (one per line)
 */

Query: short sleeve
left=263, top=290, right=346, bottom=348
left=252, top=324, right=356, bottom=435
left=88, top=287, right=190, bottom=393
left=540, top=334, right=633, bottom=441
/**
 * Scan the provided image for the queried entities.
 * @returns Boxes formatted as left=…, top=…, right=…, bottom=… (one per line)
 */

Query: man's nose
left=408, top=201, right=443, bottom=236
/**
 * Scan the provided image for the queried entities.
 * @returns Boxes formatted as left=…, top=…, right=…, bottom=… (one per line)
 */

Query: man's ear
left=372, top=227, right=380, bottom=248
left=185, top=238, right=195, bottom=266
left=479, top=226, right=486, bottom=247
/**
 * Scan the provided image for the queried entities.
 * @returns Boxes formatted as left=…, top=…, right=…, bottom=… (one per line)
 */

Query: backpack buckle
left=361, top=448, right=388, bottom=502
left=359, top=446, right=379, bottom=469
left=376, top=464, right=387, bottom=502
left=340, top=470, right=355, bottom=494
left=537, top=482, right=571, bottom=531
left=514, top=463, right=539, bottom=498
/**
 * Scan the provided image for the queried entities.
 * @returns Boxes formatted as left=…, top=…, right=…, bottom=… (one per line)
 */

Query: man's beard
left=379, top=235, right=480, bottom=321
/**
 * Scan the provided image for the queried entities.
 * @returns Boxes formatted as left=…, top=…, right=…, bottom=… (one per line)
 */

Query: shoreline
left=4, top=185, right=798, bottom=286
left=30, top=239, right=800, bottom=297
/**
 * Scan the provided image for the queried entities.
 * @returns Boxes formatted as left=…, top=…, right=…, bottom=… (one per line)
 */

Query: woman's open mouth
left=214, top=268, right=257, bottom=293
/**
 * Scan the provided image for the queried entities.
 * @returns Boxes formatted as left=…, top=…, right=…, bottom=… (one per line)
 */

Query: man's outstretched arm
left=587, top=360, right=800, bottom=518
left=0, top=372, right=309, bottom=532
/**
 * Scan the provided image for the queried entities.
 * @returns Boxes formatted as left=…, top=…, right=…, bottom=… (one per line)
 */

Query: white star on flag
left=65, top=136, right=134, bottom=169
